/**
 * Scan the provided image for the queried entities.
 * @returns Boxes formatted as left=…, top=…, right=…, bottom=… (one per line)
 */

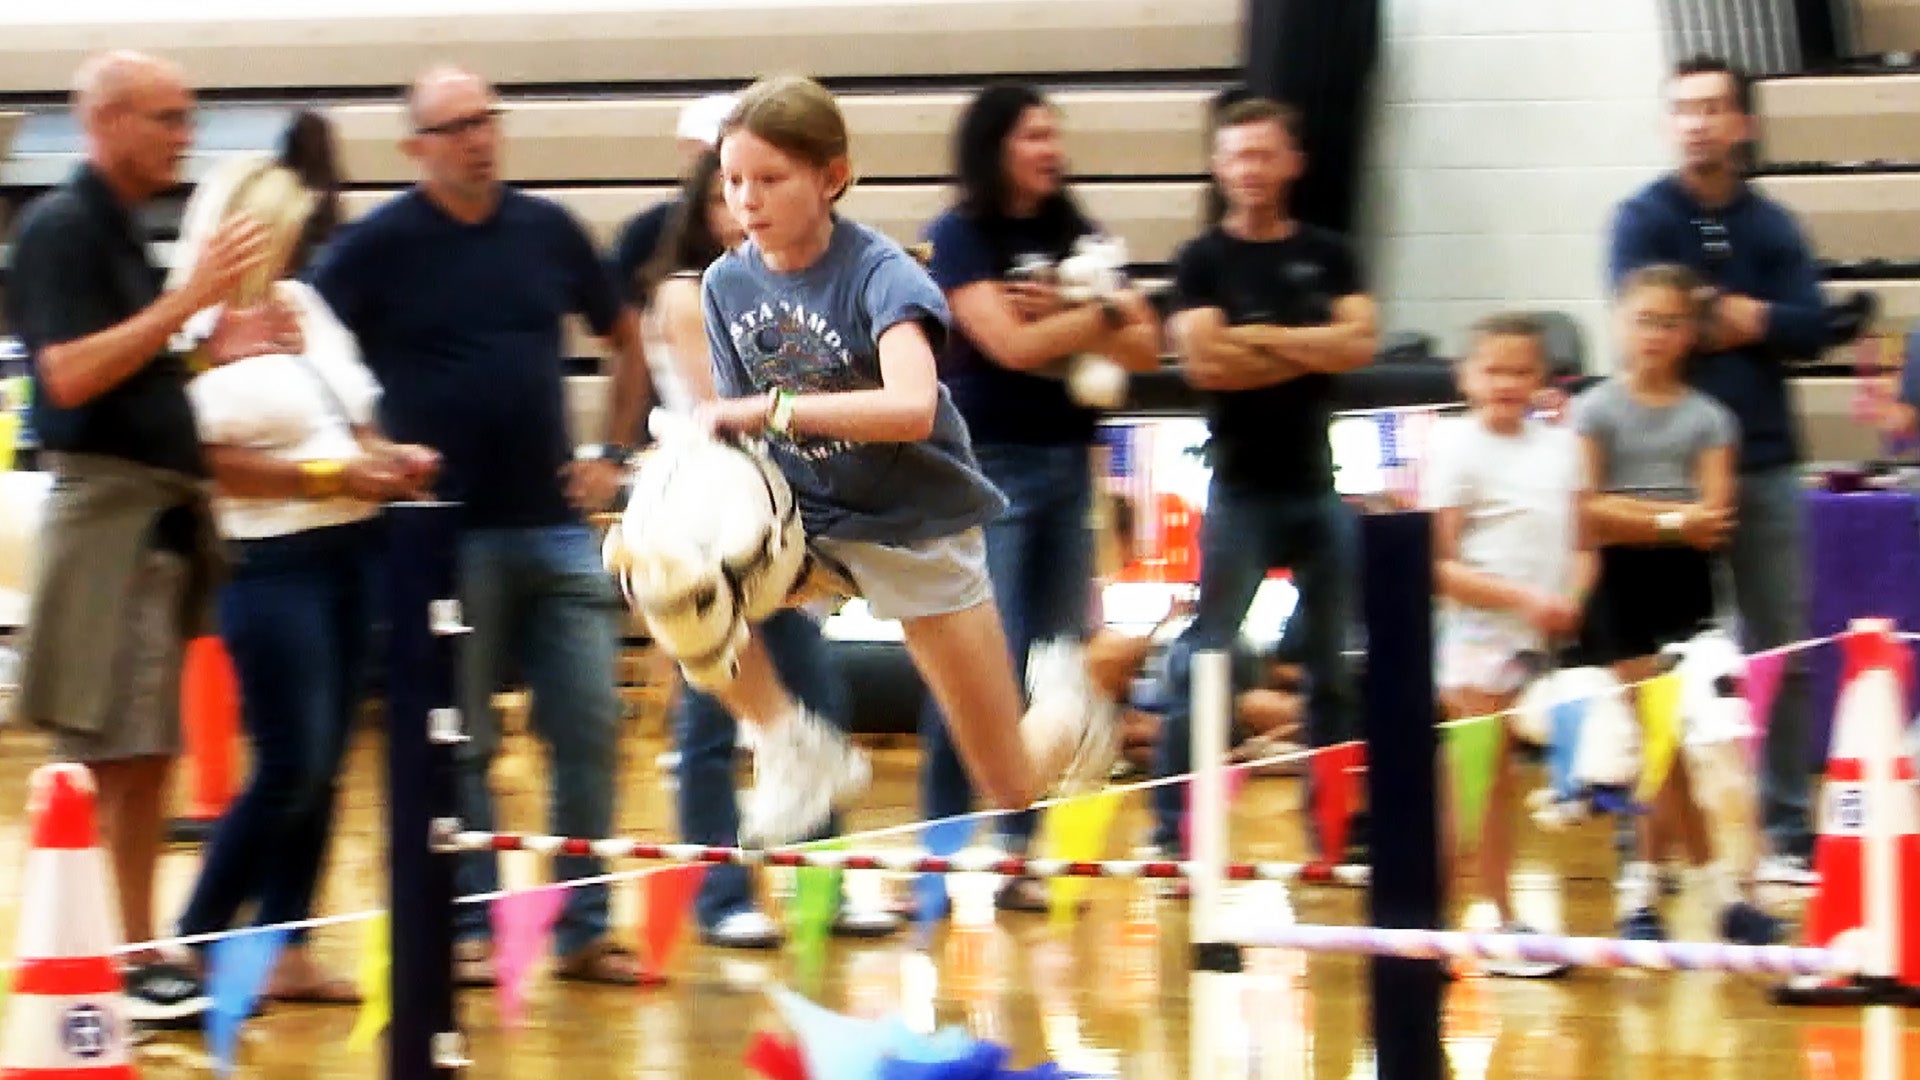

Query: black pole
left=1792, top=0, right=1843, bottom=68
left=385, top=501, right=464, bottom=1079
left=1360, top=510, right=1443, bottom=1080
left=1240, top=0, right=1383, bottom=236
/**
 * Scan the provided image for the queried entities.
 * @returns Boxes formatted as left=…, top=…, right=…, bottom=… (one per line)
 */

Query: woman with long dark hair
left=643, top=148, right=898, bottom=947
left=916, top=84, right=1162, bottom=910
left=277, top=109, right=346, bottom=273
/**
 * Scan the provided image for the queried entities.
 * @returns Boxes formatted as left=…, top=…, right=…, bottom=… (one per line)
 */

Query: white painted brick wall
left=1357, top=0, right=1674, bottom=369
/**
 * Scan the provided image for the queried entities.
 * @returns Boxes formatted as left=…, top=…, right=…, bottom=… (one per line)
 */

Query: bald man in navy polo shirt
left=312, top=66, right=656, bottom=984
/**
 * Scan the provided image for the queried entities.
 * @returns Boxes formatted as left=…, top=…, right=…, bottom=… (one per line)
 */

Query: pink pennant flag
left=1180, top=765, right=1248, bottom=857
left=1743, top=650, right=1787, bottom=767
left=490, top=885, right=566, bottom=1028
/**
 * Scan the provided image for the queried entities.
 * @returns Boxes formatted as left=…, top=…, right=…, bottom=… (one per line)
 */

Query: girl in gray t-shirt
left=1573, top=304, right=1737, bottom=664
left=1572, top=263, right=1778, bottom=949
left=680, top=77, right=1116, bottom=847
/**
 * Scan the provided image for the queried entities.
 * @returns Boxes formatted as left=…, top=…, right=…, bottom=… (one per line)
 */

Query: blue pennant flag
left=1548, top=698, right=1583, bottom=797
left=204, top=926, right=291, bottom=1076
left=770, top=985, right=911, bottom=1080
left=914, top=818, right=976, bottom=931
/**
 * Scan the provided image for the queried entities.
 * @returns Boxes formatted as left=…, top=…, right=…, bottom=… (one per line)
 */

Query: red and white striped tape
left=447, top=831, right=1371, bottom=886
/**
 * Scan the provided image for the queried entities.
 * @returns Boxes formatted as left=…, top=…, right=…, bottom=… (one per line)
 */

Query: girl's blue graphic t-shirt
left=702, top=217, right=1007, bottom=544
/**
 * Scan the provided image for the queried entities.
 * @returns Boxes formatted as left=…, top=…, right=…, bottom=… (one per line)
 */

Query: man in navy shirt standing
left=312, top=65, right=656, bottom=983
left=1608, top=55, right=1825, bottom=879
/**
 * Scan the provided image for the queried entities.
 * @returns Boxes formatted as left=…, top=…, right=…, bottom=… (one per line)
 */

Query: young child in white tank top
left=1423, top=313, right=1593, bottom=977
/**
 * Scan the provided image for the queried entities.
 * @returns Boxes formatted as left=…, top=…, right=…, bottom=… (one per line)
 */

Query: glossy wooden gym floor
left=0, top=696, right=1907, bottom=1079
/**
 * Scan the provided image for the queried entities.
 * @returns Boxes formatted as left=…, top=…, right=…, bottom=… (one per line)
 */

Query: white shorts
left=1436, top=610, right=1539, bottom=696
left=803, top=528, right=993, bottom=622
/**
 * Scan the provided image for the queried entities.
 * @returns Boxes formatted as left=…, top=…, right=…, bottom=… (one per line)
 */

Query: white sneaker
left=1755, top=853, right=1820, bottom=888
left=739, top=709, right=870, bottom=848
left=833, top=902, right=903, bottom=938
left=703, top=910, right=783, bottom=949
left=1479, top=923, right=1571, bottom=979
left=1021, top=638, right=1120, bottom=795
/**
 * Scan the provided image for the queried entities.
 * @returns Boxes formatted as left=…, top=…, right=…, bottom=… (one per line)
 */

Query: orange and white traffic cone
left=0, top=763, right=138, bottom=1080
left=1774, top=618, right=1920, bottom=1007
left=169, top=636, right=238, bottom=844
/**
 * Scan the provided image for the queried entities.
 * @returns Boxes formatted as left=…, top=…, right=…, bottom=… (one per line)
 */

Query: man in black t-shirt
left=8, top=50, right=269, bottom=1026
left=1152, top=98, right=1377, bottom=860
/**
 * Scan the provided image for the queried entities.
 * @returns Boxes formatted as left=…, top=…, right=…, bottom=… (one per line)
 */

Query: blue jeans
left=1730, top=467, right=1815, bottom=858
left=918, top=443, right=1094, bottom=852
left=179, top=521, right=372, bottom=944
left=1152, top=484, right=1359, bottom=852
left=451, top=525, right=623, bottom=956
left=676, top=609, right=851, bottom=929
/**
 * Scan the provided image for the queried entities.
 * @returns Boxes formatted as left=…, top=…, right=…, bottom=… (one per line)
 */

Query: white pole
left=1854, top=618, right=1900, bottom=987
left=1190, top=648, right=1232, bottom=942
left=1859, top=617, right=1908, bottom=1080
left=1189, top=648, right=1234, bottom=1080
left=1864, top=1004, right=1902, bottom=1080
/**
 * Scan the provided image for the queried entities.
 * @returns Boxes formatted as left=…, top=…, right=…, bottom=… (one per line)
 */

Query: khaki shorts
left=52, top=549, right=187, bottom=763
left=799, top=528, right=993, bottom=623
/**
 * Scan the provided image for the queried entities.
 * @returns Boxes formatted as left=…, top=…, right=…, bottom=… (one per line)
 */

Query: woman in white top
left=170, top=156, right=437, bottom=1002
left=631, top=148, right=897, bottom=947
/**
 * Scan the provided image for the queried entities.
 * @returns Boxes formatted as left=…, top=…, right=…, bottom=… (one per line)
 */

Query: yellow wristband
left=300, top=459, right=345, bottom=500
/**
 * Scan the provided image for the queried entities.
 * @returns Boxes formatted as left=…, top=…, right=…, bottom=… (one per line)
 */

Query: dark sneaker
left=124, top=959, right=210, bottom=1029
left=1618, top=907, right=1666, bottom=942
left=1721, top=901, right=1784, bottom=946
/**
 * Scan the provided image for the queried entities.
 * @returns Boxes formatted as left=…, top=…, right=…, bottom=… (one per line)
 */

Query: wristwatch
left=1656, top=510, right=1685, bottom=543
left=576, top=443, right=634, bottom=466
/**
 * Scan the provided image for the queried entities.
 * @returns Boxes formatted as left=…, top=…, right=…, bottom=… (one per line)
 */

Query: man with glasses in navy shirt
left=1607, top=54, right=1827, bottom=882
left=311, top=65, right=657, bottom=984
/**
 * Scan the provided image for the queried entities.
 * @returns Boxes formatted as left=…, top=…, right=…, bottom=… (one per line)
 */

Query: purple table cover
left=1806, top=488, right=1920, bottom=757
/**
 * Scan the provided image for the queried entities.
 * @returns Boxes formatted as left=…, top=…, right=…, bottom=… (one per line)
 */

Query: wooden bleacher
left=324, top=89, right=1216, bottom=185
left=1750, top=6, right=1920, bottom=462
left=1854, top=0, right=1920, bottom=59
left=1756, top=171, right=1920, bottom=264
left=338, top=181, right=1209, bottom=266
left=0, top=1, right=1240, bottom=94
left=1756, top=73, right=1920, bottom=163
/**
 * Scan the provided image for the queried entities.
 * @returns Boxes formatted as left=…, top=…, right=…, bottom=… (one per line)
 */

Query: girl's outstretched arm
left=698, top=318, right=943, bottom=443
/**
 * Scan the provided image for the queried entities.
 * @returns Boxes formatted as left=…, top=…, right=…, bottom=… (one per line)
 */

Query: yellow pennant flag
left=347, top=913, right=391, bottom=1054
left=1039, top=789, right=1124, bottom=930
left=1635, top=672, right=1683, bottom=803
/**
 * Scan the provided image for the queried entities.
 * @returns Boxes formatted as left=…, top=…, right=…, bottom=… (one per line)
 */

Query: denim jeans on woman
left=1730, top=466, right=1815, bottom=859
left=918, top=442, right=1094, bottom=853
left=1151, top=482, right=1359, bottom=853
left=676, top=608, right=851, bottom=929
left=450, top=525, right=623, bottom=958
left=178, top=521, right=372, bottom=945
